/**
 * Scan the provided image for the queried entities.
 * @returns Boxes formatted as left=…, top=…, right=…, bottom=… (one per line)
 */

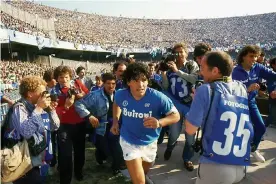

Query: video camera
left=159, top=48, right=179, bottom=71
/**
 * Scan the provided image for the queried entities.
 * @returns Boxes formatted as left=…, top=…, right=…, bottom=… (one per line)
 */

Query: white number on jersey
left=170, top=77, right=188, bottom=98
left=212, top=111, right=251, bottom=157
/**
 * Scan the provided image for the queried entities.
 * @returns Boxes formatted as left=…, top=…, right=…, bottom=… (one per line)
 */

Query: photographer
left=160, top=43, right=199, bottom=171
left=53, top=66, right=89, bottom=184
left=185, top=51, right=253, bottom=184
left=43, top=69, right=58, bottom=168
left=2, top=76, right=60, bottom=184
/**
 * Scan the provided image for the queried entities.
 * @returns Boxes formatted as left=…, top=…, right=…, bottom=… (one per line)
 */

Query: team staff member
left=186, top=51, right=253, bottom=184
left=232, top=45, right=276, bottom=162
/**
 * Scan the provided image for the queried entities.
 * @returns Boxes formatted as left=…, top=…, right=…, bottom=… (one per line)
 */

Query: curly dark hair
left=122, top=63, right=150, bottom=86
left=54, top=65, right=73, bottom=80
left=237, top=45, right=261, bottom=64
left=76, top=66, right=85, bottom=75
left=43, top=69, right=54, bottom=82
left=193, top=42, right=212, bottom=60
left=101, top=73, right=116, bottom=83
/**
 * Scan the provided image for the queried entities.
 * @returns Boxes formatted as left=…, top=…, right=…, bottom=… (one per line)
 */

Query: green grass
left=45, top=142, right=132, bottom=184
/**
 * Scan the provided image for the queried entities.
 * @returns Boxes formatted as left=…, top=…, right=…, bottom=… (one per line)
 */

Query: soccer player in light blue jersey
left=110, top=63, right=180, bottom=184
left=186, top=51, right=254, bottom=184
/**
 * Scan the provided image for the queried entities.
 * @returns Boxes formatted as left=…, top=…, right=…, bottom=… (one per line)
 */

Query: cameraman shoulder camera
left=160, top=43, right=199, bottom=97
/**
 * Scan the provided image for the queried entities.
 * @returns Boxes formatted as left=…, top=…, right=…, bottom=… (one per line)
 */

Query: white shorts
left=119, top=137, right=157, bottom=163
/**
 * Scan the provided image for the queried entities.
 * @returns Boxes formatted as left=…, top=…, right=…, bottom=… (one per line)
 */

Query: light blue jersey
left=186, top=81, right=254, bottom=166
left=115, top=87, right=177, bottom=145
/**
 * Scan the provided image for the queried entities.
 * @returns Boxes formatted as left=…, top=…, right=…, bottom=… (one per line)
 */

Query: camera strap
left=198, top=82, right=216, bottom=155
left=198, top=77, right=232, bottom=155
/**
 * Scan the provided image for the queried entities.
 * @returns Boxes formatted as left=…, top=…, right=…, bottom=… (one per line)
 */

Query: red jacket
left=56, top=79, right=89, bottom=124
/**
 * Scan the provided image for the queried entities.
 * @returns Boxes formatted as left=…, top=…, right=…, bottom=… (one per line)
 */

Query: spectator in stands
left=5, top=1, right=276, bottom=54
left=76, top=66, right=93, bottom=90
left=1, top=94, right=15, bottom=107
left=126, top=56, right=135, bottom=64
left=53, top=66, right=89, bottom=184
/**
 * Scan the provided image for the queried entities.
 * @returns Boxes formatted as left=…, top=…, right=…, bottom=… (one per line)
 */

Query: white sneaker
left=252, top=151, right=265, bottom=163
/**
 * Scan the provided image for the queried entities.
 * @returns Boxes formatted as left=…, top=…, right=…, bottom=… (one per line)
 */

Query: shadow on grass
left=45, top=141, right=131, bottom=184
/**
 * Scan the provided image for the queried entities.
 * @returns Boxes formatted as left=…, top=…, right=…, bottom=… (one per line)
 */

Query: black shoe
left=261, top=136, right=265, bottom=141
left=184, top=161, right=194, bottom=172
left=49, top=158, right=57, bottom=167
left=113, top=169, right=120, bottom=175
left=95, top=150, right=103, bottom=165
left=75, top=172, right=83, bottom=181
left=251, top=144, right=257, bottom=152
left=164, top=149, right=172, bottom=161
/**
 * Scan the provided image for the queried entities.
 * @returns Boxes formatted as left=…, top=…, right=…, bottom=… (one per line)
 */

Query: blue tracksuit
left=232, top=63, right=276, bottom=149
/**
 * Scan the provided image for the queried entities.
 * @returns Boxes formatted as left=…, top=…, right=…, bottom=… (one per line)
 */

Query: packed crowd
left=0, top=60, right=52, bottom=92
left=2, top=0, right=276, bottom=50
left=0, top=11, right=49, bottom=38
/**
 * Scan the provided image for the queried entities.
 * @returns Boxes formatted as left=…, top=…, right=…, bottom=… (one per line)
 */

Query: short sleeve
left=114, top=89, right=125, bottom=108
left=186, top=84, right=210, bottom=127
left=159, top=92, right=177, bottom=115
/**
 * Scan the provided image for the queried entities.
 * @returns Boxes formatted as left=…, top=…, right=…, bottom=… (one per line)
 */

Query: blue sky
left=35, top=0, right=275, bottom=19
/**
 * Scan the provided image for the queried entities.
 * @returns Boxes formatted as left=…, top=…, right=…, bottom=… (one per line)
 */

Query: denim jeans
left=182, top=132, right=195, bottom=162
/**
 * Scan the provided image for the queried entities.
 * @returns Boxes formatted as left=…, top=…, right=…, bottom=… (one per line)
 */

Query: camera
left=67, top=87, right=79, bottom=98
left=259, top=82, right=267, bottom=91
left=50, top=94, right=58, bottom=102
left=195, top=80, right=204, bottom=89
left=192, top=138, right=202, bottom=153
left=158, top=48, right=179, bottom=72
left=42, top=91, right=58, bottom=102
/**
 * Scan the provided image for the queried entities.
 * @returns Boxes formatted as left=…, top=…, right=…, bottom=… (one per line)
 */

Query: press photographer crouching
left=1, top=76, right=60, bottom=184
left=160, top=43, right=199, bottom=171
left=53, top=66, right=89, bottom=184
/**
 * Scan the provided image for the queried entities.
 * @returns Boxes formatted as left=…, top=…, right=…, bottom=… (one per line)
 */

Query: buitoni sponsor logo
left=123, top=108, right=152, bottom=118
